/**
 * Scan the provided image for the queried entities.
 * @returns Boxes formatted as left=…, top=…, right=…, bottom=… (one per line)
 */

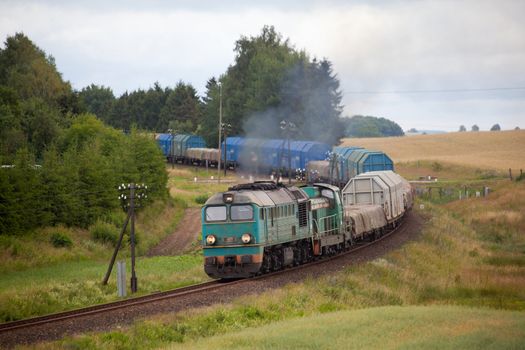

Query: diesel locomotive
left=201, top=170, right=412, bottom=279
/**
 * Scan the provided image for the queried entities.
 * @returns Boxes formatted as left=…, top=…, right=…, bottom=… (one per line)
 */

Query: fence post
left=509, top=168, right=513, bottom=180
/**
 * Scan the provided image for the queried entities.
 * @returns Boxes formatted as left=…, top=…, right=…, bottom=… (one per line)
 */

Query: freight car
left=221, top=137, right=331, bottom=174
left=201, top=170, right=412, bottom=279
left=306, top=147, right=394, bottom=186
left=155, top=133, right=206, bottom=163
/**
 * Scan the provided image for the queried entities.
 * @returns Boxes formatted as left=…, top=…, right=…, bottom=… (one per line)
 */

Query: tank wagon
left=201, top=172, right=412, bottom=279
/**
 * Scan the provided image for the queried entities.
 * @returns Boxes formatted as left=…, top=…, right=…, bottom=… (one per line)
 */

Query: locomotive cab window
left=231, top=205, right=254, bottom=221
left=205, top=206, right=227, bottom=222
left=321, top=189, right=334, bottom=199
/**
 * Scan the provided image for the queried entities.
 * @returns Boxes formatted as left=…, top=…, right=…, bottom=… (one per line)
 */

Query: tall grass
left=43, top=181, right=525, bottom=349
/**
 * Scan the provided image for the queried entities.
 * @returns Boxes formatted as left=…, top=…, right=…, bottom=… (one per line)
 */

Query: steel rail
left=0, top=215, right=406, bottom=334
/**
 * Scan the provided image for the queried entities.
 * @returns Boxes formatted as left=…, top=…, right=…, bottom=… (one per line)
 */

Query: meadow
left=0, top=165, right=234, bottom=322
left=4, top=131, right=525, bottom=349
left=34, top=178, right=525, bottom=349
left=27, top=159, right=524, bottom=349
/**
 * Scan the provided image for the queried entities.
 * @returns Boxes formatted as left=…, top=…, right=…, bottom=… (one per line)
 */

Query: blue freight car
left=172, top=134, right=206, bottom=161
left=156, top=133, right=173, bottom=158
left=287, top=141, right=331, bottom=171
left=222, top=136, right=245, bottom=168
left=347, top=149, right=394, bottom=179
left=332, top=146, right=364, bottom=183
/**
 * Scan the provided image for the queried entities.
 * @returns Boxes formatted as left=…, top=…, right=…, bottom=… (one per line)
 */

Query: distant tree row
left=0, top=33, right=167, bottom=235
left=79, top=81, right=201, bottom=134
left=459, top=124, right=504, bottom=132
left=342, top=115, right=404, bottom=138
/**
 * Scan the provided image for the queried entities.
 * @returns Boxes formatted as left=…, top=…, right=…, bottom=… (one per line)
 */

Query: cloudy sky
left=1, top=0, right=524, bottom=131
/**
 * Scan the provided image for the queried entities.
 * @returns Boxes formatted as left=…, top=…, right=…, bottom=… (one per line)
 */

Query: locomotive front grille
left=224, top=255, right=236, bottom=267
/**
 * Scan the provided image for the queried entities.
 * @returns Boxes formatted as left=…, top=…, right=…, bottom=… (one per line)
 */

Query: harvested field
left=340, top=130, right=525, bottom=171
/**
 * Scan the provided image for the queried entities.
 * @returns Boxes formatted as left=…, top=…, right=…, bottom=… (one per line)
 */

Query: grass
left=0, top=254, right=208, bottom=322
left=166, top=166, right=232, bottom=207
left=4, top=157, right=525, bottom=348
left=340, top=129, right=525, bottom=171
left=167, top=306, right=525, bottom=350
left=0, top=166, right=226, bottom=322
left=32, top=180, right=525, bottom=349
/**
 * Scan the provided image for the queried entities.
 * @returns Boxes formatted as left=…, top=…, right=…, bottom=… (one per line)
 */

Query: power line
left=345, top=86, right=525, bottom=94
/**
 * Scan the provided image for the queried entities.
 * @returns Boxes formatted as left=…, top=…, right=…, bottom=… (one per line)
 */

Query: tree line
left=0, top=28, right=404, bottom=235
left=0, top=33, right=167, bottom=235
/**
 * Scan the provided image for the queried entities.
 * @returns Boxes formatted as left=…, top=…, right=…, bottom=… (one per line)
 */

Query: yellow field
left=340, top=130, right=525, bottom=171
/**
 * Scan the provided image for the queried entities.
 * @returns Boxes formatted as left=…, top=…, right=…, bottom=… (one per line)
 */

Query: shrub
left=431, top=162, right=443, bottom=172
left=50, top=232, right=73, bottom=248
left=194, top=194, right=209, bottom=204
left=90, top=220, right=119, bottom=246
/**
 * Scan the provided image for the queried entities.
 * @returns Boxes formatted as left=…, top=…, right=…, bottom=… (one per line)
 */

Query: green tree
left=198, top=77, right=220, bottom=146
left=79, top=84, right=115, bottom=124
left=0, top=33, right=72, bottom=106
left=0, top=86, right=25, bottom=161
left=471, top=124, right=480, bottom=132
left=158, top=82, right=200, bottom=132
left=490, top=123, right=501, bottom=131
left=200, top=26, right=344, bottom=145
left=342, top=115, right=404, bottom=138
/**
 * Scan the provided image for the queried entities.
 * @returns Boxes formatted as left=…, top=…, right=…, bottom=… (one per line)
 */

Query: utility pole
left=217, top=83, right=222, bottom=183
left=222, top=123, right=231, bottom=177
left=280, top=120, right=296, bottom=185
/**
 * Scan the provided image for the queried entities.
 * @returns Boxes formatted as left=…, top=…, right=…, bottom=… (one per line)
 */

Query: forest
left=0, top=26, right=402, bottom=235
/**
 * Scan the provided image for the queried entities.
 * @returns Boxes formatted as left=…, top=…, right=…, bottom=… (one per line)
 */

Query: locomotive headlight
left=241, top=233, right=252, bottom=244
left=206, top=235, right=216, bottom=245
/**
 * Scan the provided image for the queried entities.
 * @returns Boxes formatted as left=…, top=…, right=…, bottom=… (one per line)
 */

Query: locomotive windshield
left=205, top=206, right=227, bottom=222
left=231, top=205, right=253, bottom=221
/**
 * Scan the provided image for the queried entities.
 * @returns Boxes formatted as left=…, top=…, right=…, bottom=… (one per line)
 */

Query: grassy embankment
left=0, top=166, right=231, bottom=322
left=39, top=159, right=525, bottom=348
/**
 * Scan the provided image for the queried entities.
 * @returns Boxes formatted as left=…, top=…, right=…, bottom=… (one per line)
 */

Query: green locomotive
left=202, top=171, right=412, bottom=279
left=201, top=181, right=350, bottom=279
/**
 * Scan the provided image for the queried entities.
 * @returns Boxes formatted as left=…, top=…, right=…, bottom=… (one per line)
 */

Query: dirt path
left=147, top=208, right=201, bottom=256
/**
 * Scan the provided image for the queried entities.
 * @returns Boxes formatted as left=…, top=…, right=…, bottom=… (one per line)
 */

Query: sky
left=1, top=0, right=524, bottom=131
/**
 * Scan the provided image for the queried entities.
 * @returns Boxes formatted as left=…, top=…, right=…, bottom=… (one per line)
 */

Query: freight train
left=155, top=133, right=393, bottom=182
left=201, top=170, right=413, bottom=279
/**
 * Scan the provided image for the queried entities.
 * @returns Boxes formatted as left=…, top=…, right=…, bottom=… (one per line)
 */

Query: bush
left=90, top=220, right=119, bottom=246
left=194, top=194, right=209, bottom=204
left=50, top=232, right=73, bottom=248
left=431, top=162, right=443, bottom=172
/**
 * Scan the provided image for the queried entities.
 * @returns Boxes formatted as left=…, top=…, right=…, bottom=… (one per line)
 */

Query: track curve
left=0, top=211, right=423, bottom=348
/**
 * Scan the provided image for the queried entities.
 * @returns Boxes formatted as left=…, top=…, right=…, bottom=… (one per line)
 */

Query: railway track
left=0, top=214, right=410, bottom=346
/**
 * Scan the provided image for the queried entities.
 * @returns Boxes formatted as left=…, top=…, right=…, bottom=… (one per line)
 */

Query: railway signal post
left=102, top=183, right=148, bottom=294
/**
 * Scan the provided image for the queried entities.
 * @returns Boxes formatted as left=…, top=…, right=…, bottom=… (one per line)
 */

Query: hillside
left=340, top=130, right=525, bottom=171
